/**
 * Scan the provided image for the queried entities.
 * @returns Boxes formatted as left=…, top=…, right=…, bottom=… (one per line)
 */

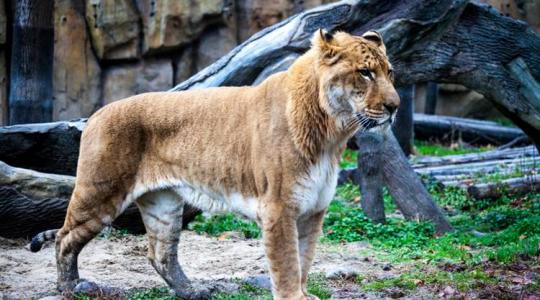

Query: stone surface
left=0, top=51, right=6, bottom=126
left=325, top=266, right=360, bottom=280
left=137, top=0, right=232, bottom=54
left=0, top=0, right=6, bottom=45
left=53, top=0, right=102, bottom=121
left=196, top=25, right=237, bottom=71
left=85, top=0, right=141, bottom=60
left=174, top=46, right=197, bottom=85
left=103, top=59, right=173, bottom=104
left=481, top=0, right=540, bottom=33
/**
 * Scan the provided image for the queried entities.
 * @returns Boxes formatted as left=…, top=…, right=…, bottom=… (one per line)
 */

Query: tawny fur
left=52, top=30, right=399, bottom=300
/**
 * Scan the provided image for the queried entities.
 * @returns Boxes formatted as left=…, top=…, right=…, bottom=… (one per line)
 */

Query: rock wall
left=0, top=0, right=333, bottom=124
left=0, top=0, right=537, bottom=124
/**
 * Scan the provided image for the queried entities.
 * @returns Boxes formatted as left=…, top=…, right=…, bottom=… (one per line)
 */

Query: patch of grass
left=339, top=148, right=358, bottom=169
left=212, top=283, right=272, bottom=300
left=97, top=227, right=131, bottom=240
left=307, top=273, right=332, bottom=300
left=323, top=200, right=434, bottom=248
left=414, top=141, right=491, bottom=156
left=129, top=287, right=177, bottom=300
left=190, top=214, right=261, bottom=239
left=362, top=269, right=495, bottom=292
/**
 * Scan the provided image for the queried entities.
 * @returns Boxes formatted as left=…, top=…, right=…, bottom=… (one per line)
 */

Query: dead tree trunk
left=424, top=82, right=438, bottom=115
left=0, top=161, right=198, bottom=238
left=355, top=132, right=385, bottom=224
left=381, top=134, right=453, bottom=234
left=392, top=85, right=414, bottom=156
left=8, top=0, right=54, bottom=124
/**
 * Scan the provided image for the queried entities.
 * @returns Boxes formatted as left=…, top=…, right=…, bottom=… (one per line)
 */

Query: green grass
left=362, top=268, right=495, bottom=292
left=190, top=213, right=261, bottom=239
left=414, top=141, right=491, bottom=156
left=213, top=282, right=272, bottom=300
left=129, top=287, right=177, bottom=300
left=211, top=274, right=331, bottom=300
left=339, top=148, right=358, bottom=169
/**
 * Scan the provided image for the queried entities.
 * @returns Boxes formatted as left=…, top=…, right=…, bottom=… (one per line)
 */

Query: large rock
left=0, top=0, right=6, bottom=45
left=136, top=0, right=232, bottom=54
left=85, top=0, right=141, bottom=60
left=196, top=26, right=237, bottom=71
left=481, top=0, right=540, bottom=33
left=53, top=0, right=102, bottom=121
left=235, top=0, right=331, bottom=42
left=103, top=58, right=173, bottom=104
left=174, top=46, right=197, bottom=85
left=0, top=2, right=6, bottom=125
left=0, top=51, right=6, bottom=126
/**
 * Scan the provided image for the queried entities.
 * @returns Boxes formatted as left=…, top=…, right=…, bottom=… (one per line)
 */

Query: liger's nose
left=384, top=103, right=397, bottom=114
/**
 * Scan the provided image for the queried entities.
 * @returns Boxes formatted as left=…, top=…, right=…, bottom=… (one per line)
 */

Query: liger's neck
left=285, top=51, right=340, bottom=164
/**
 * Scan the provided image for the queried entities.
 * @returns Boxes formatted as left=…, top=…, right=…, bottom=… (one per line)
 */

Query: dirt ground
left=0, top=231, right=436, bottom=300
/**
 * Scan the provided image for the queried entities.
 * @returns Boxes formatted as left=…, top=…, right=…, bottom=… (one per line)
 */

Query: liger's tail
left=30, top=229, right=58, bottom=252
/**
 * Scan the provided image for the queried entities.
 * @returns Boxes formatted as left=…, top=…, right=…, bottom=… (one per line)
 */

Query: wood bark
left=392, top=85, right=414, bottom=156
left=8, top=0, right=54, bottom=124
left=381, top=134, right=453, bottom=234
left=0, top=161, right=198, bottom=238
left=414, top=113, right=528, bottom=146
left=467, top=175, right=540, bottom=199
left=424, top=82, right=438, bottom=115
left=411, top=146, right=538, bottom=168
left=355, top=132, right=385, bottom=224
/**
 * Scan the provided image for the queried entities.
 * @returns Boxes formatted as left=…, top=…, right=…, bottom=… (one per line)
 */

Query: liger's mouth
left=356, top=113, right=392, bottom=130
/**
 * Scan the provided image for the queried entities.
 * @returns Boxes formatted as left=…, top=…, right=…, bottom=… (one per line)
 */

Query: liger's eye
left=388, top=69, right=394, bottom=81
left=359, top=68, right=372, bottom=80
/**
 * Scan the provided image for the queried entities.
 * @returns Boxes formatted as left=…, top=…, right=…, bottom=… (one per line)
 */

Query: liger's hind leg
left=55, top=190, right=124, bottom=292
left=137, top=190, right=204, bottom=299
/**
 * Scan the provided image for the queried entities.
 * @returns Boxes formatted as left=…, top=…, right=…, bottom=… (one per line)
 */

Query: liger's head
left=312, top=29, right=400, bottom=133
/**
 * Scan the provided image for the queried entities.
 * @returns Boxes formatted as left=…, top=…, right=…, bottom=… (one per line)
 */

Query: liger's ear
left=312, top=29, right=341, bottom=65
left=362, top=30, right=386, bottom=53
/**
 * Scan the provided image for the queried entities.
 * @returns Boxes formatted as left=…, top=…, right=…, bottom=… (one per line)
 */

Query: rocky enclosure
left=0, top=0, right=334, bottom=124
left=0, top=0, right=538, bottom=124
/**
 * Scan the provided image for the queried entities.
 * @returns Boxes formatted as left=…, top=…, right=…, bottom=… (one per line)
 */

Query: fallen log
left=411, top=146, right=538, bottom=168
left=467, top=175, right=540, bottom=199
left=413, top=113, right=528, bottom=146
left=381, top=134, right=453, bottom=234
left=355, top=133, right=385, bottom=224
left=415, top=157, right=539, bottom=176
left=0, top=120, right=86, bottom=175
left=0, top=161, right=198, bottom=238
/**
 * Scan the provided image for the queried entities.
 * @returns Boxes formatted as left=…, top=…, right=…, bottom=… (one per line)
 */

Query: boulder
left=196, top=26, right=237, bottom=71
left=136, top=0, right=231, bottom=54
left=174, top=46, right=197, bottom=85
left=53, top=0, right=102, bottom=121
left=85, top=0, right=141, bottom=60
left=0, top=0, right=6, bottom=45
left=103, top=58, right=173, bottom=104
left=0, top=51, right=6, bottom=126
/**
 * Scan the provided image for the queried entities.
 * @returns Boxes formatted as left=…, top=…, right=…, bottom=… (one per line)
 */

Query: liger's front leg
left=297, top=210, right=325, bottom=299
left=260, top=202, right=305, bottom=300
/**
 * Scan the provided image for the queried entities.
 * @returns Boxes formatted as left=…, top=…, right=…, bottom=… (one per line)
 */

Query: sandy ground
left=0, top=231, right=433, bottom=300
